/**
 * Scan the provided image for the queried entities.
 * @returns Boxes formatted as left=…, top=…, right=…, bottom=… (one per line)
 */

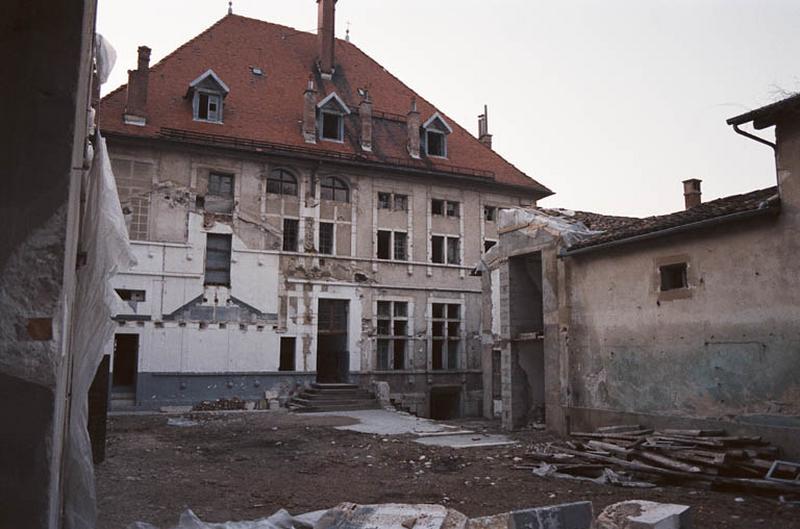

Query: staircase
left=289, top=383, right=381, bottom=413
left=110, top=391, right=136, bottom=411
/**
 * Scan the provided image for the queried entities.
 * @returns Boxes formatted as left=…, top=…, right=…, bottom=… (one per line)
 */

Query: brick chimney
left=317, top=0, right=337, bottom=79
left=359, top=91, right=373, bottom=152
left=303, top=77, right=318, bottom=144
left=478, top=105, right=492, bottom=149
left=407, top=98, right=421, bottom=159
left=124, top=46, right=151, bottom=126
left=682, top=179, right=702, bottom=209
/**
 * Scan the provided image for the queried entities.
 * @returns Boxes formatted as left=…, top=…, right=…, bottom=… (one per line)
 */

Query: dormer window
left=188, top=69, right=230, bottom=123
left=317, top=92, right=351, bottom=142
left=422, top=112, right=453, bottom=158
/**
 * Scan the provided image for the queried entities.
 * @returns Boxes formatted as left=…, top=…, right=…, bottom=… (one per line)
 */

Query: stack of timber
left=523, top=424, right=800, bottom=494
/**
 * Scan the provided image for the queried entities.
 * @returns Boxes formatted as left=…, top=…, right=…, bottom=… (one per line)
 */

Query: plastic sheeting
left=95, top=34, right=117, bottom=85
left=127, top=509, right=314, bottom=529
left=497, top=207, right=602, bottom=248
left=63, top=131, right=136, bottom=529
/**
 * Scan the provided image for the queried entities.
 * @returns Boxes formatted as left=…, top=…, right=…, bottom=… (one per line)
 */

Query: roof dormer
left=317, top=92, right=351, bottom=142
left=188, top=69, right=230, bottom=123
left=422, top=112, right=452, bottom=158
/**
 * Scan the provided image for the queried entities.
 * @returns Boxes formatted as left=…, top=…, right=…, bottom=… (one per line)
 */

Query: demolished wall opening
left=316, top=299, right=349, bottom=383
left=279, top=337, right=296, bottom=371
left=112, top=334, right=139, bottom=399
left=507, top=252, right=545, bottom=428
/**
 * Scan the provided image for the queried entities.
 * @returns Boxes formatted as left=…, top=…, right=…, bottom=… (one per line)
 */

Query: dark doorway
left=112, top=334, right=138, bottom=393
left=279, top=337, right=296, bottom=371
left=316, top=299, right=349, bottom=383
left=430, top=386, right=461, bottom=419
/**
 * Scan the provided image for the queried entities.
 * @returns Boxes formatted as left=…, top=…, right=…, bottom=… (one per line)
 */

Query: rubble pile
left=192, top=397, right=247, bottom=411
left=520, top=424, right=800, bottom=494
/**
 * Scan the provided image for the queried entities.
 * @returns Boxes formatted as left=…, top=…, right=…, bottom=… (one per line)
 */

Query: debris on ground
left=596, top=500, right=691, bottom=529
left=166, top=417, right=198, bottom=428
left=519, top=424, right=800, bottom=494
left=192, top=397, right=248, bottom=411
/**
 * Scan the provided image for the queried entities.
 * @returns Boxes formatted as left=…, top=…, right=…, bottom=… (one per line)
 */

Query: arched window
left=320, top=176, right=349, bottom=203
left=267, top=168, right=298, bottom=196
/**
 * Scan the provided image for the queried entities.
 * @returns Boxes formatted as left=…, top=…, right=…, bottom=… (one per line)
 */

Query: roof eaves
left=727, top=93, right=800, bottom=129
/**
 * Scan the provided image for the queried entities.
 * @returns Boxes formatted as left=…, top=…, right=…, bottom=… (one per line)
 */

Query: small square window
left=431, top=199, right=444, bottom=216
left=427, top=131, right=446, bottom=157
left=484, top=206, right=497, bottom=221
left=660, top=263, right=688, bottom=291
left=321, top=111, right=343, bottom=141
left=378, top=192, right=391, bottom=209
left=377, top=301, right=392, bottom=317
left=393, top=302, right=408, bottom=318
left=394, top=194, right=408, bottom=211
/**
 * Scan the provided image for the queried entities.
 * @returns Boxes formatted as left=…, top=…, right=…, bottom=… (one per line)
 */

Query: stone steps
left=290, top=383, right=380, bottom=413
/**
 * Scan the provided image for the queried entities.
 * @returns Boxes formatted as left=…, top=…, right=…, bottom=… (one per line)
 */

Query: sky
left=97, top=0, right=800, bottom=217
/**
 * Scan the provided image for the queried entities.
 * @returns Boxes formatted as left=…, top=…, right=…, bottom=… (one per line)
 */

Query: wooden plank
left=596, top=424, right=643, bottom=433
left=661, top=429, right=726, bottom=437
left=635, top=451, right=702, bottom=473
left=587, top=440, right=632, bottom=456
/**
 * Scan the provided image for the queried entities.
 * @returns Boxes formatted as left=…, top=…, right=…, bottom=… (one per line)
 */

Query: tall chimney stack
left=317, top=0, right=337, bottom=79
left=682, top=179, right=702, bottom=209
left=303, top=77, right=318, bottom=144
left=359, top=90, right=373, bottom=152
left=478, top=105, right=492, bottom=149
left=124, top=46, right=151, bottom=126
left=407, top=98, right=421, bottom=159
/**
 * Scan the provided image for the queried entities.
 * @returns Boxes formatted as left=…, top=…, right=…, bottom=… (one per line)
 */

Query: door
left=112, top=334, right=139, bottom=395
left=316, top=299, right=349, bottom=383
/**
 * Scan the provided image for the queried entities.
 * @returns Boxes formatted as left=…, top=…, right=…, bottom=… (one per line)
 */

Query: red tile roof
left=100, top=14, right=552, bottom=197
left=564, top=186, right=780, bottom=254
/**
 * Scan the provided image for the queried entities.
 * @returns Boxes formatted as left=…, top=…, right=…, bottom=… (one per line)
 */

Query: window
left=394, top=194, right=408, bottom=211
left=197, top=92, right=222, bottom=122
left=321, top=111, right=343, bottom=141
left=378, top=192, right=391, bottom=209
left=283, top=219, right=299, bottom=252
left=206, top=172, right=234, bottom=214
left=660, top=263, right=688, bottom=291
left=377, top=231, right=408, bottom=261
left=446, top=238, right=460, bottom=265
left=446, top=201, right=460, bottom=218
left=279, top=337, right=296, bottom=371
left=204, top=234, right=232, bottom=286
left=484, top=239, right=497, bottom=253
left=431, top=236, right=444, bottom=263
left=115, top=289, right=145, bottom=302
left=426, top=130, right=446, bottom=157
left=377, top=231, right=391, bottom=259
left=484, top=206, right=497, bottom=222
left=319, top=222, right=334, bottom=255
left=394, top=232, right=408, bottom=261
left=431, top=303, right=461, bottom=370
left=320, top=176, right=349, bottom=202
left=432, top=199, right=460, bottom=217
left=267, top=169, right=298, bottom=196
left=376, top=301, right=409, bottom=370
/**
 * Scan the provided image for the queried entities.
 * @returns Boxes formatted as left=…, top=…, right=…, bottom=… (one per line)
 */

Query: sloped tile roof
left=565, top=186, right=780, bottom=253
left=99, top=14, right=551, bottom=197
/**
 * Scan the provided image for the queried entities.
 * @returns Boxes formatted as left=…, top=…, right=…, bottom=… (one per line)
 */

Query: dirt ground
left=96, top=411, right=799, bottom=529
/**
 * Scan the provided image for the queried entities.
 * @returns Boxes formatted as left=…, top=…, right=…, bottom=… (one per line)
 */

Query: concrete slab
left=314, top=502, right=467, bottom=529
left=597, top=500, right=692, bottom=529
left=306, top=409, right=457, bottom=435
left=414, top=434, right=516, bottom=449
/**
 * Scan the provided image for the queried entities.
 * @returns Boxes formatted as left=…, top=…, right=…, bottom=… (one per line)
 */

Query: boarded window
left=279, top=337, right=296, bottom=371
left=431, top=235, right=445, bottom=263
left=283, top=218, right=299, bottom=252
left=660, top=263, right=688, bottom=291
left=267, top=169, right=298, bottom=196
left=376, top=300, right=409, bottom=370
left=431, top=302, right=461, bottom=370
left=319, top=222, right=334, bottom=255
left=204, top=234, right=232, bottom=286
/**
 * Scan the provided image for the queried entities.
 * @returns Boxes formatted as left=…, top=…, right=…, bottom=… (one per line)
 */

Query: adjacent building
left=481, top=93, right=800, bottom=455
left=98, top=2, right=552, bottom=416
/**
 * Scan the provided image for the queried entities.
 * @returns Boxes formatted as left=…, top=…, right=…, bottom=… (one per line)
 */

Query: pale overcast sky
left=97, top=0, right=800, bottom=216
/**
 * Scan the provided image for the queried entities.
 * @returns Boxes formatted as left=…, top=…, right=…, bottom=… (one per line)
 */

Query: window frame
left=318, top=222, right=335, bottom=255
left=320, top=176, right=350, bottom=203
left=320, top=110, right=344, bottom=142
left=193, top=90, right=224, bottom=123
left=204, top=233, right=232, bottom=286
left=282, top=218, right=299, bottom=252
left=430, top=301, right=462, bottom=370
left=484, top=205, right=497, bottom=222
left=425, top=129, right=447, bottom=157
left=376, top=299, right=410, bottom=371
left=267, top=168, right=298, bottom=196
left=431, top=199, right=460, bottom=218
